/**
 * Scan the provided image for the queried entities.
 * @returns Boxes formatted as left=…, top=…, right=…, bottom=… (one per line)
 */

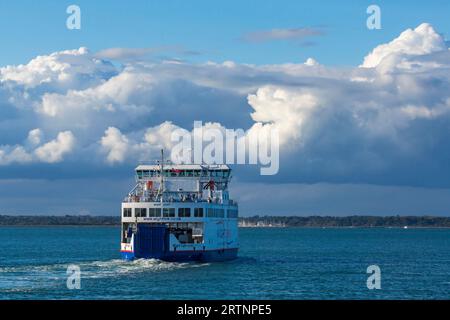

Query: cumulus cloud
left=304, top=58, right=319, bottom=66
left=38, top=67, right=155, bottom=118
left=1, top=23, right=450, bottom=189
left=34, top=131, right=75, bottom=163
left=0, top=146, right=32, bottom=165
left=143, top=121, right=183, bottom=150
left=98, top=123, right=182, bottom=165
left=0, top=47, right=116, bottom=88
left=248, top=86, right=320, bottom=145
left=361, top=23, right=447, bottom=68
left=100, top=127, right=129, bottom=164
left=27, top=128, right=43, bottom=146
left=0, top=130, right=75, bottom=165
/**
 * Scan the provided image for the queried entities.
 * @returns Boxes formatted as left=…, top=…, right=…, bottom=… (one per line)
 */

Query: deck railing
left=122, top=196, right=237, bottom=206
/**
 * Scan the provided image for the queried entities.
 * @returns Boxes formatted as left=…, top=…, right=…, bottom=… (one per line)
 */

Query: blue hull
left=120, top=251, right=135, bottom=260
left=121, top=248, right=238, bottom=262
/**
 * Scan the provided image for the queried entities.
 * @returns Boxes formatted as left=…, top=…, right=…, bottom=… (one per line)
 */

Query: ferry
left=120, top=151, right=239, bottom=262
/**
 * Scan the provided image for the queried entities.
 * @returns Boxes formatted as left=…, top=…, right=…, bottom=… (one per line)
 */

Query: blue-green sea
left=0, top=227, right=449, bottom=299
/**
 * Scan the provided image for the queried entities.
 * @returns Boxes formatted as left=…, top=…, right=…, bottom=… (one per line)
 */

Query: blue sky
left=1, top=1, right=450, bottom=216
left=0, top=0, right=449, bottom=66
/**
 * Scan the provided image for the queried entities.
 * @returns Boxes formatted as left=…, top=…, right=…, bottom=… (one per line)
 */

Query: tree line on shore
left=0, top=215, right=120, bottom=226
left=240, top=215, right=450, bottom=227
left=0, top=214, right=450, bottom=227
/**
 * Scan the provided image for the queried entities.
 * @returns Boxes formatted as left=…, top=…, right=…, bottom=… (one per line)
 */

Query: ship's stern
left=120, top=242, right=135, bottom=260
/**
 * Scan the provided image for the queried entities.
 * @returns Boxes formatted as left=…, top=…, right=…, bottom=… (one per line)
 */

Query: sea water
left=0, top=226, right=449, bottom=299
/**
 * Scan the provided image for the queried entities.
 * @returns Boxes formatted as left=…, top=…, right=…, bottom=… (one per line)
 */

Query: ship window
left=206, top=208, right=224, bottom=218
left=206, top=208, right=225, bottom=218
left=123, top=208, right=132, bottom=217
left=135, top=208, right=147, bottom=217
left=179, top=208, right=191, bottom=217
left=163, top=208, right=175, bottom=217
left=148, top=208, right=161, bottom=217
left=194, top=208, right=203, bottom=217
left=227, top=209, right=238, bottom=218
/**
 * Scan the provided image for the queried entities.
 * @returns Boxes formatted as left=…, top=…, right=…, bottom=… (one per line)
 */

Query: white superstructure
left=120, top=151, right=239, bottom=261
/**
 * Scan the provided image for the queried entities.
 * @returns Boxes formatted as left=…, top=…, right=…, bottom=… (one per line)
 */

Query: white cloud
left=99, top=122, right=224, bottom=165
left=361, top=23, right=447, bottom=68
left=247, top=86, right=320, bottom=144
left=144, top=121, right=181, bottom=150
left=0, top=47, right=116, bottom=88
left=1, top=23, right=450, bottom=188
left=0, top=146, right=33, bottom=165
left=304, top=58, right=319, bottom=66
left=34, top=131, right=75, bottom=163
left=100, top=127, right=129, bottom=164
left=38, top=67, right=154, bottom=117
left=0, top=130, right=75, bottom=165
left=27, top=128, right=43, bottom=146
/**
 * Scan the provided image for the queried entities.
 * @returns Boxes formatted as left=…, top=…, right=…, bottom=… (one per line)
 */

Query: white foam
left=0, top=259, right=210, bottom=291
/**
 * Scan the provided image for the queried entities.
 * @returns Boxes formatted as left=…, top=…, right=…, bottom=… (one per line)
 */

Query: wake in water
left=78, top=258, right=210, bottom=279
left=0, top=259, right=210, bottom=293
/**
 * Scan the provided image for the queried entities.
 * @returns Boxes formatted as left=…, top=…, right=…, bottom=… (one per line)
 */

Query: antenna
left=160, top=149, right=164, bottom=207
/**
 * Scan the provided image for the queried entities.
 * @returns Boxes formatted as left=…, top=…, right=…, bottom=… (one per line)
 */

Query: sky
left=1, top=0, right=450, bottom=66
left=1, top=1, right=450, bottom=216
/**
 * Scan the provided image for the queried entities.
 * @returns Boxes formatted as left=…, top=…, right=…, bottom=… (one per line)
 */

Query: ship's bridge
left=124, top=164, right=235, bottom=205
left=135, top=164, right=231, bottom=180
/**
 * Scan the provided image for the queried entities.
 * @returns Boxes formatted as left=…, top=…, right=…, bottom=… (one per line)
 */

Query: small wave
left=232, top=256, right=258, bottom=264
left=79, top=258, right=209, bottom=278
left=0, top=259, right=210, bottom=292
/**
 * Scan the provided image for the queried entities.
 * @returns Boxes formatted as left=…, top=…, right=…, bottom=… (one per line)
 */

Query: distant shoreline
left=0, top=224, right=118, bottom=227
left=0, top=215, right=119, bottom=226
left=1, top=215, right=450, bottom=228
left=239, top=215, right=450, bottom=228
left=1, top=225, right=450, bottom=229
left=239, top=225, right=450, bottom=229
